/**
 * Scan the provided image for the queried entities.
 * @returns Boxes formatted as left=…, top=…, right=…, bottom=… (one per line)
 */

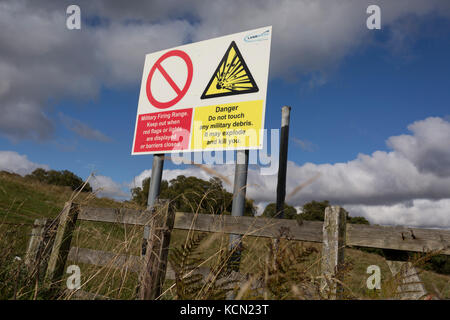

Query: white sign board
left=132, top=26, right=272, bottom=155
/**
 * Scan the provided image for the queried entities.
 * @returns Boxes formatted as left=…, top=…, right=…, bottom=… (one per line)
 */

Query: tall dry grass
left=1, top=170, right=448, bottom=300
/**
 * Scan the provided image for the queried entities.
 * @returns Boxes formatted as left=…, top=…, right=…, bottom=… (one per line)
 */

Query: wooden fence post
left=25, top=218, right=49, bottom=269
left=139, top=200, right=175, bottom=300
left=45, top=201, right=79, bottom=288
left=320, top=206, right=346, bottom=299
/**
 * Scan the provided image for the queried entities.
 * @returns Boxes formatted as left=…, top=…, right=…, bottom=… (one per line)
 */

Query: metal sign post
left=275, top=106, right=291, bottom=218
left=147, top=154, right=165, bottom=210
left=142, top=153, right=164, bottom=255
left=229, top=149, right=249, bottom=271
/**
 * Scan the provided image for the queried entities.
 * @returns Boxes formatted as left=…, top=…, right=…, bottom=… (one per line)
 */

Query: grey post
left=275, top=106, right=291, bottom=218
left=320, top=206, right=346, bottom=299
left=142, top=153, right=165, bottom=255
left=229, top=149, right=249, bottom=271
left=139, top=200, right=175, bottom=300
left=45, top=202, right=79, bottom=288
left=25, top=218, right=49, bottom=268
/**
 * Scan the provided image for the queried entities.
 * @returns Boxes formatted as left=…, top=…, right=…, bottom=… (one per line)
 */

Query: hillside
left=0, top=171, right=137, bottom=254
left=0, top=171, right=449, bottom=299
left=0, top=171, right=129, bottom=222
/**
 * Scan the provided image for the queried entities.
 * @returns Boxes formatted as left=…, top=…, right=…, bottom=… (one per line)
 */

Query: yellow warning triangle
left=201, top=41, right=258, bottom=99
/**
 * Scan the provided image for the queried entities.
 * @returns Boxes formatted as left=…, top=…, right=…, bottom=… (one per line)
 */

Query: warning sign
left=201, top=41, right=258, bottom=99
left=191, top=100, right=263, bottom=149
left=132, top=26, right=271, bottom=155
left=133, top=108, right=193, bottom=153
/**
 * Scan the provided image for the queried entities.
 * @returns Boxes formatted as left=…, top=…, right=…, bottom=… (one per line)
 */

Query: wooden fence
left=26, top=201, right=450, bottom=300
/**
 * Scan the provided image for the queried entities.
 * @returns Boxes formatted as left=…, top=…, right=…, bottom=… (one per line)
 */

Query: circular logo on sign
left=146, top=50, right=193, bottom=109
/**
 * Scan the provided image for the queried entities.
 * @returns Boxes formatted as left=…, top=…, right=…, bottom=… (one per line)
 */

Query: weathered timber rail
left=79, top=206, right=450, bottom=255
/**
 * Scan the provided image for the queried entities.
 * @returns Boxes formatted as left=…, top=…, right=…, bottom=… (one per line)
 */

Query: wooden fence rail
left=28, top=201, right=450, bottom=300
left=67, top=246, right=238, bottom=282
left=79, top=206, right=450, bottom=255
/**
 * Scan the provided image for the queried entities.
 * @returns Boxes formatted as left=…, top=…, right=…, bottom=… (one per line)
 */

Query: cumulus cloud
left=387, top=117, right=450, bottom=177
left=131, top=117, right=450, bottom=227
left=89, top=174, right=128, bottom=199
left=240, top=117, right=450, bottom=208
left=346, top=200, right=450, bottom=229
left=1, top=0, right=450, bottom=140
left=0, top=1, right=191, bottom=141
left=0, top=151, right=49, bottom=175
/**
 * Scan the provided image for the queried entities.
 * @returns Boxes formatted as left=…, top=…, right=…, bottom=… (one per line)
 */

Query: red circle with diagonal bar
left=146, top=50, right=193, bottom=109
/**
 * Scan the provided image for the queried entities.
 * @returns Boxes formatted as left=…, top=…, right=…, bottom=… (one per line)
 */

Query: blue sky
left=1, top=1, right=450, bottom=228
left=3, top=13, right=449, bottom=180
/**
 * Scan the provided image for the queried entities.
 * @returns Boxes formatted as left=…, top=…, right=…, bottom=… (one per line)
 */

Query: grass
left=0, top=170, right=449, bottom=300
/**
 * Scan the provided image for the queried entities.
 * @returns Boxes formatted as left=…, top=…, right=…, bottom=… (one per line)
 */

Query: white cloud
left=255, top=201, right=269, bottom=216
left=131, top=116, right=450, bottom=227
left=243, top=117, right=450, bottom=209
left=0, top=151, right=49, bottom=175
left=92, top=20, right=194, bottom=86
left=387, top=117, right=450, bottom=177
left=0, top=1, right=192, bottom=141
left=89, top=174, right=128, bottom=199
left=1, top=0, right=450, bottom=140
left=346, top=200, right=450, bottom=229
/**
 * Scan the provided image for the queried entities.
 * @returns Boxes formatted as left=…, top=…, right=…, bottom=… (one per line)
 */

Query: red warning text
left=133, top=108, right=193, bottom=153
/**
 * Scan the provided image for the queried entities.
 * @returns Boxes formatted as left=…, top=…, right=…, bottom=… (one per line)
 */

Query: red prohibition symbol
left=146, top=50, right=193, bottom=109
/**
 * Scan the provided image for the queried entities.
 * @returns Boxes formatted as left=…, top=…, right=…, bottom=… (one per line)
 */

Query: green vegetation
left=0, top=171, right=449, bottom=300
left=261, top=203, right=297, bottom=219
left=130, top=175, right=256, bottom=216
left=25, top=168, right=92, bottom=192
left=299, top=200, right=370, bottom=224
left=425, top=255, right=450, bottom=275
left=261, top=200, right=370, bottom=225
